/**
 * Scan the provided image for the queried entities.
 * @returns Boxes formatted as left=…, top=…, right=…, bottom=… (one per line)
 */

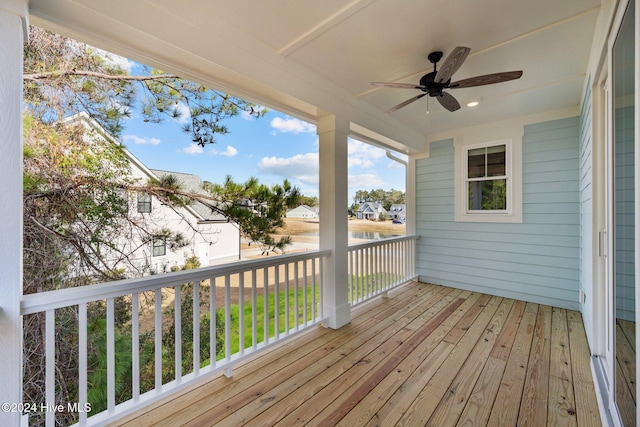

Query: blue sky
left=116, top=60, right=407, bottom=205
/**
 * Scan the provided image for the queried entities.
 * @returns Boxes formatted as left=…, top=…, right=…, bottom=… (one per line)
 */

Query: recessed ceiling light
left=466, top=100, right=480, bottom=107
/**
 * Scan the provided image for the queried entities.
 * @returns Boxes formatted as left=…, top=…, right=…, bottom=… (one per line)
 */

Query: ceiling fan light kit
left=371, top=46, right=523, bottom=114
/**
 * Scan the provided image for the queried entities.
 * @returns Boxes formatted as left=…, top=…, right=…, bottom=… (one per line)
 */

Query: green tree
left=23, top=26, right=266, bottom=146
left=22, top=118, right=300, bottom=424
left=353, top=190, right=370, bottom=203
left=368, top=189, right=387, bottom=204
left=348, top=202, right=360, bottom=217
left=20, top=27, right=284, bottom=426
left=352, top=188, right=405, bottom=211
left=205, top=176, right=301, bottom=254
left=22, top=116, right=191, bottom=287
left=296, top=195, right=319, bottom=207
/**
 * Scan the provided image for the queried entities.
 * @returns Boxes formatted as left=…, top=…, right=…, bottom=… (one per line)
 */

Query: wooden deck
left=113, top=281, right=602, bottom=427
left=616, top=319, right=636, bottom=427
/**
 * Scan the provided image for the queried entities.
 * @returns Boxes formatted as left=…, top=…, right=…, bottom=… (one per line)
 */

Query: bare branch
left=24, top=70, right=179, bottom=82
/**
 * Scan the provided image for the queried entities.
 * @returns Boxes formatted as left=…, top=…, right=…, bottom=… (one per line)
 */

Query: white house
left=286, top=204, right=319, bottom=219
left=1, top=0, right=639, bottom=425
left=71, top=113, right=240, bottom=274
left=148, top=169, right=240, bottom=267
left=356, top=201, right=387, bottom=220
left=387, top=204, right=406, bottom=221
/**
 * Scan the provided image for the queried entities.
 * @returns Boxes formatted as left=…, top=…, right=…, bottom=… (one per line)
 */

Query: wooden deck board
left=566, top=311, right=601, bottom=426
left=232, top=287, right=463, bottom=426
left=426, top=298, right=514, bottom=427
left=615, top=318, right=637, bottom=427
left=519, top=304, right=552, bottom=426
left=112, top=282, right=601, bottom=427
left=547, top=308, right=577, bottom=427
left=487, top=302, right=538, bottom=426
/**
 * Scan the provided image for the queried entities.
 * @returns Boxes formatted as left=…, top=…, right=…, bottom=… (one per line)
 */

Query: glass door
left=610, top=1, right=636, bottom=424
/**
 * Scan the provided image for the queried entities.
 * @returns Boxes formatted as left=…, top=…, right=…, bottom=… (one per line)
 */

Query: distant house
left=286, top=204, right=319, bottom=219
left=356, top=202, right=387, bottom=220
left=388, top=204, right=406, bottom=221
left=71, top=113, right=240, bottom=275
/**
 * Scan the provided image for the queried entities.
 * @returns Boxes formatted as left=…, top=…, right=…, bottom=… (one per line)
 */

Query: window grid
left=137, top=192, right=152, bottom=213
left=152, top=238, right=166, bottom=257
left=466, top=144, right=508, bottom=212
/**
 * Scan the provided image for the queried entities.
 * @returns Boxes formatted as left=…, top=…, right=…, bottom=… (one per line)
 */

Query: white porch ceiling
left=28, top=0, right=600, bottom=153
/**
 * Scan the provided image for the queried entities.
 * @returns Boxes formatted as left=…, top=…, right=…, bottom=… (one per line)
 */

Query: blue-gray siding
left=416, top=117, right=581, bottom=309
left=615, top=105, right=635, bottom=321
left=579, top=83, right=594, bottom=343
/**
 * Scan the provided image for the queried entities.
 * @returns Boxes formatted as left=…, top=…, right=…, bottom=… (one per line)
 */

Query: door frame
left=591, top=0, right=638, bottom=425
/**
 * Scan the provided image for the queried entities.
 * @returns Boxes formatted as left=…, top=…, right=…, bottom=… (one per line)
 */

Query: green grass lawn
left=220, top=284, right=321, bottom=357
left=220, top=272, right=400, bottom=356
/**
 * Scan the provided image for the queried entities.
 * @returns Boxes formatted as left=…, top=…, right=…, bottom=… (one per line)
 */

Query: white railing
left=20, top=250, right=330, bottom=427
left=347, top=235, right=418, bottom=306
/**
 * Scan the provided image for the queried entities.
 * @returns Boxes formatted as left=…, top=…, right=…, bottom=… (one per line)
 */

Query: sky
left=113, top=58, right=407, bottom=205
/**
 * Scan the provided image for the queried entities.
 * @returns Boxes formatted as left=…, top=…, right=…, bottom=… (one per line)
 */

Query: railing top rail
left=347, top=234, right=418, bottom=251
left=21, top=249, right=331, bottom=315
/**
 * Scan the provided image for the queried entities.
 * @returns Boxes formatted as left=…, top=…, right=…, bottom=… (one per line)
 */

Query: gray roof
left=357, top=201, right=386, bottom=213
left=288, top=204, right=319, bottom=213
left=150, top=169, right=228, bottom=222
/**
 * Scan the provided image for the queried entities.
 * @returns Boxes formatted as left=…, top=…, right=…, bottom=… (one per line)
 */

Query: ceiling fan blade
left=450, top=71, right=523, bottom=88
left=371, top=82, right=424, bottom=90
left=435, top=46, right=471, bottom=84
left=385, top=93, right=427, bottom=114
left=436, top=92, right=461, bottom=112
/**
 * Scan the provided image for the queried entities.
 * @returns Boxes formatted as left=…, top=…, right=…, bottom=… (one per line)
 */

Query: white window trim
left=152, top=237, right=167, bottom=257
left=137, top=191, right=152, bottom=213
left=454, top=131, right=523, bottom=223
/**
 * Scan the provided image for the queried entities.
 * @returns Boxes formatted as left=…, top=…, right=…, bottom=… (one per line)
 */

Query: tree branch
left=24, top=70, right=179, bottom=82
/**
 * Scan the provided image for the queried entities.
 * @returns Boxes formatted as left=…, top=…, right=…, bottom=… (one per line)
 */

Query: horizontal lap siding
left=416, top=117, right=580, bottom=309
left=615, top=106, right=635, bottom=321
left=579, top=83, right=594, bottom=343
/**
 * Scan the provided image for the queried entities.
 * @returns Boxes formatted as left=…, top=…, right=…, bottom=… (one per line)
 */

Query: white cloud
left=258, top=152, right=319, bottom=185
left=270, top=116, right=316, bottom=134
left=348, top=173, right=385, bottom=188
left=348, top=139, right=386, bottom=159
left=210, top=145, right=238, bottom=157
left=95, top=48, right=135, bottom=73
left=171, top=102, right=191, bottom=124
left=123, top=134, right=161, bottom=145
left=347, top=139, right=387, bottom=172
left=349, top=157, right=374, bottom=169
left=239, top=104, right=267, bottom=120
left=239, top=110, right=253, bottom=121
left=182, top=143, right=204, bottom=155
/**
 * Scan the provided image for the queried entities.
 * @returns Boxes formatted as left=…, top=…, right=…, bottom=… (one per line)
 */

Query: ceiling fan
left=371, top=47, right=523, bottom=113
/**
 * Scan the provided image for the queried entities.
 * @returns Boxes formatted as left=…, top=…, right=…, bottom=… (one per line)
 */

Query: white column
left=317, top=115, right=351, bottom=329
left=0, top=1, right=27, bottom=425
left=406, top=155, right=417, bottom=236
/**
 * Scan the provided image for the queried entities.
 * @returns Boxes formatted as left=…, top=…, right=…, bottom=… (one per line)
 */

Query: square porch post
left=317, top=115, right=351, bottom=329
left=0, top=0, right=27, bottom=425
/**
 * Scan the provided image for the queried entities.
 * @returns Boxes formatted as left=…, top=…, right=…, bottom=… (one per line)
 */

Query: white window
left=137, top=191, right=152, bottom=213
left=152, top=237, right=166, bottom=257
left=467, top=143, right=507, bottom=212
left=454, top=133, right=522, bottom=223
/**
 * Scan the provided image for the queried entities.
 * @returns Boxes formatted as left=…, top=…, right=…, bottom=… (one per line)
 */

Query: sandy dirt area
left=276, top=217, right=405, bottom=236
left=246, top=217, right=406, bottom=249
